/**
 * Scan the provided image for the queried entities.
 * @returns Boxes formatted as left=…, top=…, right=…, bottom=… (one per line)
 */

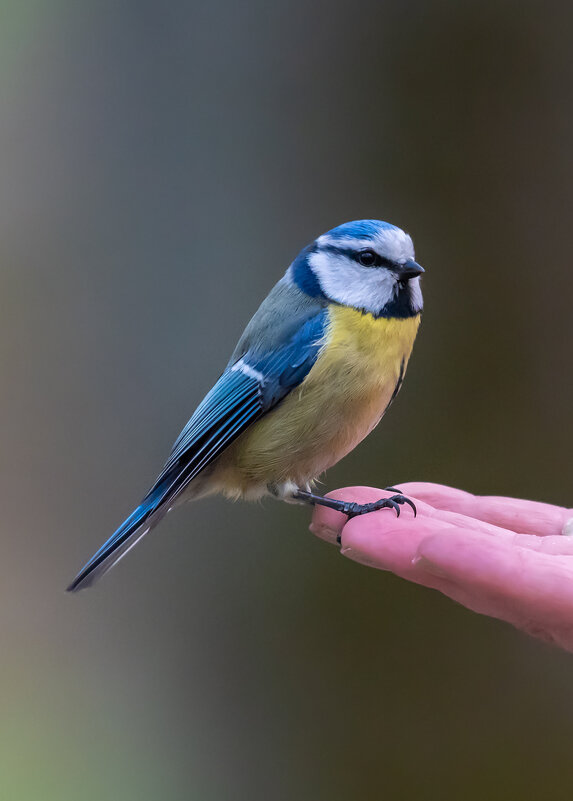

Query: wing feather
left=158, top=308, right=327, bottom=492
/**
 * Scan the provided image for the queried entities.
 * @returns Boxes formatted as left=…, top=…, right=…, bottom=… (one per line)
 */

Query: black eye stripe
left=318, top=244, right=395, bottom=270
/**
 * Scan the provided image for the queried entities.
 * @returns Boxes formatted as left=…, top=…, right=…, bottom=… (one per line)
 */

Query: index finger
left=397, top=482, right=573, bottom=538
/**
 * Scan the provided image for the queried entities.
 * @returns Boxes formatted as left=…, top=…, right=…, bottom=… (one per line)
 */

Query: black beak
left=394, top=259, right=424, bottom=280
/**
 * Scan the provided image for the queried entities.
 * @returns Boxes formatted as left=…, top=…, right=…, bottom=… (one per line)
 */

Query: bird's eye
left=357, top=249, right=378, bottom=267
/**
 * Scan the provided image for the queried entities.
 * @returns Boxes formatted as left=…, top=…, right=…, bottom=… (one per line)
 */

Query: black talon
left=382, top=487, right=417, bottom=516
left=389, top=493, right=415, bottom=515
left=398, top=496, right=417, bottom=516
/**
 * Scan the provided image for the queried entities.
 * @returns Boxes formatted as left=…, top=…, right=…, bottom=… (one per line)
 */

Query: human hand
left=310, top=483, right=573, bottom=651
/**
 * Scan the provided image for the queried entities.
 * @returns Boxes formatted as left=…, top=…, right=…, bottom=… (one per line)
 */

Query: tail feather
left=67, top=482, right=170, bottom=592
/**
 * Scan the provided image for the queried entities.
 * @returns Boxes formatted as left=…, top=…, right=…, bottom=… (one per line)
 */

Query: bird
left=67, top=219, right=424, bottom=591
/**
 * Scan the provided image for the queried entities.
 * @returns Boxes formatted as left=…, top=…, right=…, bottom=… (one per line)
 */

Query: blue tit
left=68, top=219, right=424, bottom=591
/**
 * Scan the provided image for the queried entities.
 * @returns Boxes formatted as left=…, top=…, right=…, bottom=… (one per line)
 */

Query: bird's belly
left=214, top=307, right=421, bottom=498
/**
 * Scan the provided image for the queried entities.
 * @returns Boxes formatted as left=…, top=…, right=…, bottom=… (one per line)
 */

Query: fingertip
left=309, top=507, right=346, bottom=544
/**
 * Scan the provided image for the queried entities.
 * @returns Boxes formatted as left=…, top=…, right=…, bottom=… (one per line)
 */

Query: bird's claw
left=334, top=492, right=417, bottom=544
left=343, top=493, right=417, bottom=520
left=384, top=488, right=417, bottom=517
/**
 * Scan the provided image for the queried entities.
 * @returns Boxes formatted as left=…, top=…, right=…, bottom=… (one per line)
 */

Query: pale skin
left=310, top=483, right=573, bottom=652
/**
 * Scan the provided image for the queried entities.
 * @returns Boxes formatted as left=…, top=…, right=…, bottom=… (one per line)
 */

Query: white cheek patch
left=308, top=250, right=397, bottom=314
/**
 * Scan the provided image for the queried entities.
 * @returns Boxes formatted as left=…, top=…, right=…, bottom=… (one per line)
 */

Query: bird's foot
left=294, top=487, right=417, bottom=544
left=340, top=491, right=417, bottom=519
left=294, top=487, right=416, bottom=518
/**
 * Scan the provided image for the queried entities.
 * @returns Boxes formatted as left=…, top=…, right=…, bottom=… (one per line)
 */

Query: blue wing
left=67, top=309, right=327, bottom=591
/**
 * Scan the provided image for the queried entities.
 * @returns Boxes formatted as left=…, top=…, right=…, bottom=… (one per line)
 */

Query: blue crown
left=323, top=219, right=398, bottom=241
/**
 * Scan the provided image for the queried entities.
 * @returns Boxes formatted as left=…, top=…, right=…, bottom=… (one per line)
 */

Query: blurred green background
left=2, top=1, right=573, bottom=799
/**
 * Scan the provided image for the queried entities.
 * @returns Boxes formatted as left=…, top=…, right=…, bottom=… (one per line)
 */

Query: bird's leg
left=294, top=488, right=417, bottom=519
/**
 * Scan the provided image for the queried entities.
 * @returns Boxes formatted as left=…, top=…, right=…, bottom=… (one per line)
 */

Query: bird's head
left=287, top=219, right=424, bottom=318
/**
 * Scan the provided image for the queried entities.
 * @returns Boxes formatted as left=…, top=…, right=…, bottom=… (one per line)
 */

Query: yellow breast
left=215, top=306, right=421, bottom=497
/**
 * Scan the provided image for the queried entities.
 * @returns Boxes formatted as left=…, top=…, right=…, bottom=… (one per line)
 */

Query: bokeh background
left=2, top=1, right=573, bottom=799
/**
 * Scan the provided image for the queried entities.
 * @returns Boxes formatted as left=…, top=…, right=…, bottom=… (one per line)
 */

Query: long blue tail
left=67, top=479, right=172, bottom=592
